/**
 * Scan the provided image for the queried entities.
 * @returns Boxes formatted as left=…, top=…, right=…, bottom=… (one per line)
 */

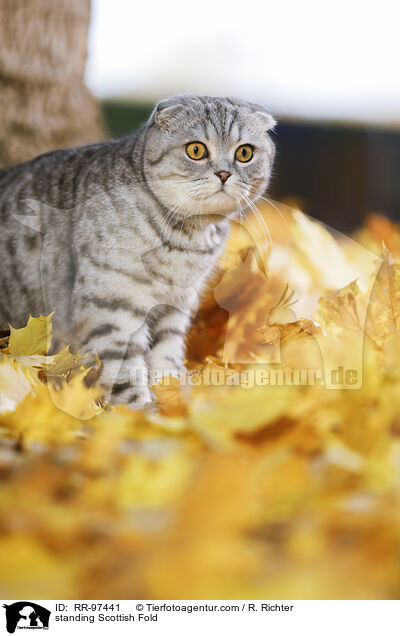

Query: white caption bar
left=1, top=600, right=398, bottom=635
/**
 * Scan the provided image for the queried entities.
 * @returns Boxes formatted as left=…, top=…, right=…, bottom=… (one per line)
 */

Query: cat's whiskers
left=187, top=190, right=203, bottom=238
left=231, top=189, right=261, bottom=239
left=261, top=196, right=289, bottom=230
left=158, top=187, right=200, bottom=239
left=240, top=199, right=270, bottom=259
left=158, top=198, right=190, bottom=239
left=236, top=181, right=289, bottom=230
left=239, top=201, right=264, bottom=242
left=229, top=184, right=264, bottom=237
left=176, top=191, right=200, bottom=250
left=241, top=192, right=272, bottom=248
left=234, top=194, right=245, bottom=240
left=232, top=187, right=272, bottom=256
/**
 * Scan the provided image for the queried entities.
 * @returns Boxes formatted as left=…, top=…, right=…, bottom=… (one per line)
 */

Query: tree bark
left=0, top=0, right=107, bottom=169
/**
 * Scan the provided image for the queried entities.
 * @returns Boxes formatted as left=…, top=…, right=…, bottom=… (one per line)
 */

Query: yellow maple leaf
left=318, top=280, right=368, bottom=339
left=2, top=380, right=101, bottom=444
left=48, top=369, right=104, bottom=420
left=42, top=346, right=82, bottom=377
left=318, top=248, right=400, bottom=352
left=365, top=247, right=400, bottom=348
left=291, top=210, right=369, bottom=291
left=260, top=318, right=322, bottom=346
left=7, top=314, right=53, bottom=355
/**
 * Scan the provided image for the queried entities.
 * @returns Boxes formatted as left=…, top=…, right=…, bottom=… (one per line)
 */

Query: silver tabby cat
left=0, top=94, right=276, bottom=408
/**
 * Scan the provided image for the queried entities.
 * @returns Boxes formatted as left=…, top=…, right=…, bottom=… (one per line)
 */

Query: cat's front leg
left=79, top=314, right=153, bottom=409
left=147, top=307, right=191, bottom=382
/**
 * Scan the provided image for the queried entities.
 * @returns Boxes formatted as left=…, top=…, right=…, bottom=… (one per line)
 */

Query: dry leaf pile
left=1, top=204, right=400, bottom=599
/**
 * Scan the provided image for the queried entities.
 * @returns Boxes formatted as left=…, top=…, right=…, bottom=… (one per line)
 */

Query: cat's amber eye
left=186, top=142, right=208, bottom=160
left=235, top=144, right=254, bottom=163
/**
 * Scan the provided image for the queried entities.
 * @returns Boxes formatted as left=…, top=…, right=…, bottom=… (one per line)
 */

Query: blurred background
left=1, top=0, right=399, bottom=232
left=87, top=0, right=400, bottom=232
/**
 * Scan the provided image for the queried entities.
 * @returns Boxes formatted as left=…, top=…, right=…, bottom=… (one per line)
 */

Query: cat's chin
left=198, top=212, right=233, bottom=225
left=177, top=212, right=233, bottom=232
left=196, top=192, right=239, bottom=217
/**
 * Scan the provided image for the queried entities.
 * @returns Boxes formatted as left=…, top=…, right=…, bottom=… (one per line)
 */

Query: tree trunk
left=0, top=0, right=107, bottom=169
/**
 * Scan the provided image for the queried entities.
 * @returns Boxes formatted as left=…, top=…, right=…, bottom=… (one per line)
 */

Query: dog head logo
left=3, top=602, right=50, bottom=633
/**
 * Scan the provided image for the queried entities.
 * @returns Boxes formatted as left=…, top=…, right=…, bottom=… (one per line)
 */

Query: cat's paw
left=107, top=383, right=154, bottom=410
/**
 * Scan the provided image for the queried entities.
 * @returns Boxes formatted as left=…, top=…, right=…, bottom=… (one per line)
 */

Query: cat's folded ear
left=152, top=95, right=188, bottom=131
left=244, top=100, right=276, bottom=131
left=255, top=110, right=277, bottom=131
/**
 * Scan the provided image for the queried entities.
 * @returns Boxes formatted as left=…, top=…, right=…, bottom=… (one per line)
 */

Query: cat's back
left=0, top=150, right=70, bottom=327
left=0, top=137, right=136, bottom=211
left=0, top=135, right=139, bottom=328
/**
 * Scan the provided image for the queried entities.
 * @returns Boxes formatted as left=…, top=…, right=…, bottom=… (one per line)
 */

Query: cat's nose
left=215, top=171, right=231, bottom=184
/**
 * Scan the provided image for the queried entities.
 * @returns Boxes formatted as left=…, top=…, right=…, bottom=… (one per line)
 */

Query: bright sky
left=86, top=0, right=400, bottom=124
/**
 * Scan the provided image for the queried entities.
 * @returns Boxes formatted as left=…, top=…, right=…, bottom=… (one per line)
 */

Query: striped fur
left=0, top=94, right=276, bottom=408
